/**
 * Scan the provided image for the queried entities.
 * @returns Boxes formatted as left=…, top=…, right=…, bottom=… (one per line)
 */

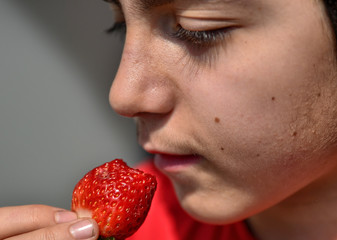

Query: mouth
left=151, top=152, right=201, bottom=173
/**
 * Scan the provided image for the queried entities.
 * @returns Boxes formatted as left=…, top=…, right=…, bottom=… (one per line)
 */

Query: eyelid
left=175, top=7, right=238, bottom=20
left=171, top=24, right=234, bottom=48
left=106, top=21, right=126, bottom=34
left=177, top=15, right=237, bottom=31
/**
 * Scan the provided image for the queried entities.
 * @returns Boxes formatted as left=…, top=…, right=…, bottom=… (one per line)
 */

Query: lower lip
left=154, top=154, right=200, bottom=172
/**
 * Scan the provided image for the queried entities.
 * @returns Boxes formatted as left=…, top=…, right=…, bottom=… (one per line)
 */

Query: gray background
left=0, top=0, right=147, bottom=209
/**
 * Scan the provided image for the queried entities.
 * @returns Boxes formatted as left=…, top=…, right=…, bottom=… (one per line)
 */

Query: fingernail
left=69, top=220, right=95, bottom=239
left=55, top=211, right=77, bottom=223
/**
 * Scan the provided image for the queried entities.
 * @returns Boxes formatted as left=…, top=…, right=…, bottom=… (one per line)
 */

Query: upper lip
left=145, top=148, right=196, bottom=157
left=140, top=135, right=199, bottom=157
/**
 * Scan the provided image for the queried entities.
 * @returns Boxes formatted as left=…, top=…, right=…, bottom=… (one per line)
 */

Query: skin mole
left=214, top=117, right=220, bottom=123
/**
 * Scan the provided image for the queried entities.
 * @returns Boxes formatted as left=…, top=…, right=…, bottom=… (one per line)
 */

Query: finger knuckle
left=28, top=205, right=46, bottom=228
left=40, top=229, right=57, bottom=240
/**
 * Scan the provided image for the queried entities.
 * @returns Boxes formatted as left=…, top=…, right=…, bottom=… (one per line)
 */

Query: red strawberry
left=71, top=159, right=157, bottom=240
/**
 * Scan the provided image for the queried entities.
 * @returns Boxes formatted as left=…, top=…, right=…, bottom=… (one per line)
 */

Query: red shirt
left=129, top=160, right=256, bottom=240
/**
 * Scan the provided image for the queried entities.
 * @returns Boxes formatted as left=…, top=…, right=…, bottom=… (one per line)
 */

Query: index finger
left=0, top=205, right=77, bottom=239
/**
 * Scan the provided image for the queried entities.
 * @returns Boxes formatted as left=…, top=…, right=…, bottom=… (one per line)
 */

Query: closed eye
left=171, top=24, right=234, bottom=48
left=106, top=21, right=126, bottom=34
left=102, top=0, right=125, bottom=34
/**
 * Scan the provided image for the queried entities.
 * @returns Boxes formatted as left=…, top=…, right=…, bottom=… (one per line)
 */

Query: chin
left=180, top=198, right=250, bottom=225
left=174, top=184, right=253, bottom=225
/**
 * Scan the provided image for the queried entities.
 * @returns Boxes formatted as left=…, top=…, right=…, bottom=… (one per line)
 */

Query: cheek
left=183, top=14, right=337, bottom=159
left=176, top=20, right=337, bottom=192
left=191, top=52, right=337, bottom=169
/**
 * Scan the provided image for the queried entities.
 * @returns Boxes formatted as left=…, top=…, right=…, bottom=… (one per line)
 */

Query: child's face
left=109, top=0, right=337, bottom=223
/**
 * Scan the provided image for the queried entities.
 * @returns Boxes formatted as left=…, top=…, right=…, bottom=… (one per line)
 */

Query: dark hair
left=324, top=0, right=337, bottom=40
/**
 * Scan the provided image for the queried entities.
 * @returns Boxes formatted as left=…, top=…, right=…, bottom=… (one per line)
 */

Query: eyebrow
left=103, top=0, right=174, bottom=10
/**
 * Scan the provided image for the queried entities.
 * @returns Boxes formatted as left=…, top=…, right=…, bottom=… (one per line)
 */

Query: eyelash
left=171, top=24, right=232, bottom=48
left=106, top=21, right=126, bottom=34
left=107, top=21, right=231, bottom=48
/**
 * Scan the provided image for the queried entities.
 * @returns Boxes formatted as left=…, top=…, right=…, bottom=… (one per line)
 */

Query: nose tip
left=109, top=86, right=173, bottom=117
left=109, top=84, right=136, bottom=118
left=109, top=60, right=175, bottom=118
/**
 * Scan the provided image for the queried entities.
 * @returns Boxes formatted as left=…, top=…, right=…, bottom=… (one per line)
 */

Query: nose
left=109, top=33, right=175, bottom=118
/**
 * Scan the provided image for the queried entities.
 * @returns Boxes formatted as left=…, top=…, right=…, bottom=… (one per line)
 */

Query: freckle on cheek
left=271, top=97, right=276, bottom=101
left=214, top=117, right=220, bottom=123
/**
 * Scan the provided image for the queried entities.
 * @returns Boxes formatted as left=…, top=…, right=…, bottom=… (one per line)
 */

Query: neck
left=247, top=168, right=337, bottom=240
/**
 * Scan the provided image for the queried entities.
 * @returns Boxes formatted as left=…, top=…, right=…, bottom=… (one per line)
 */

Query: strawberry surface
left=71, top=159, right=157, bottom=240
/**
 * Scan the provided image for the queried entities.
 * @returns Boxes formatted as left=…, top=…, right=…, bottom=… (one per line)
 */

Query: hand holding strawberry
left=72, top=159, right=157, bottom=240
